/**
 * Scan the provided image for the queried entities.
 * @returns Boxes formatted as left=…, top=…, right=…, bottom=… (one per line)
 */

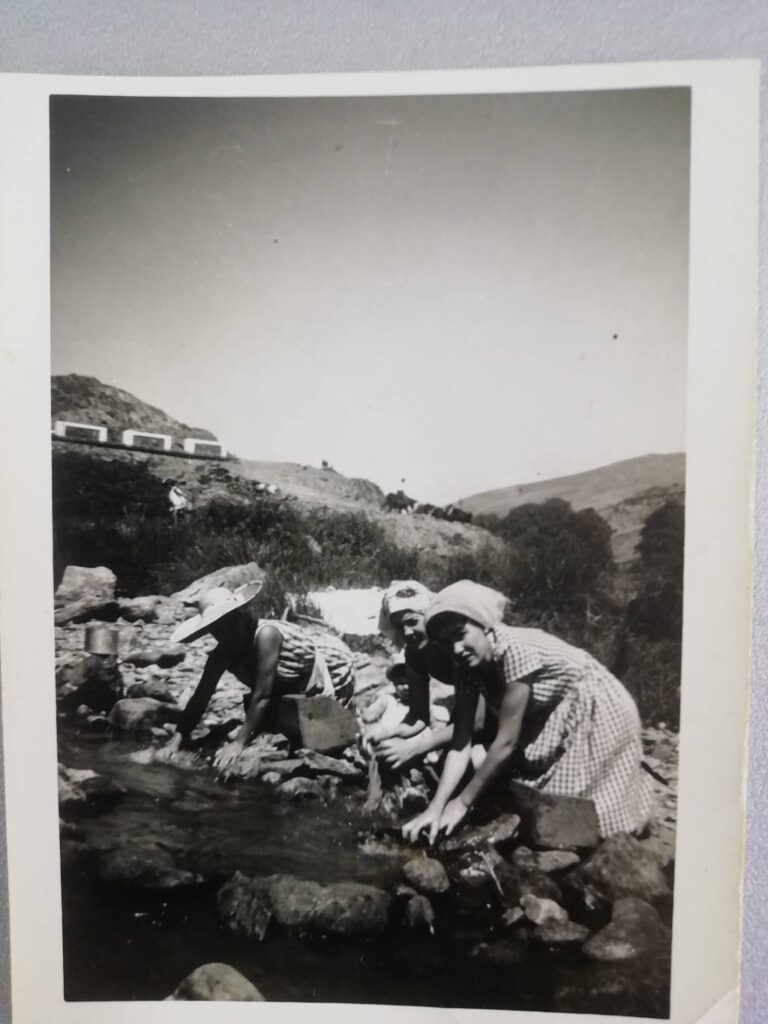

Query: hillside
left=459, top=453, right=685, bottom=563
left=51, top=374, right=216, bottom=447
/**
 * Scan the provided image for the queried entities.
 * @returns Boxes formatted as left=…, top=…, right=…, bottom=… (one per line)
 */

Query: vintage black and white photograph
left=45, top=84, right=692, bottom=1015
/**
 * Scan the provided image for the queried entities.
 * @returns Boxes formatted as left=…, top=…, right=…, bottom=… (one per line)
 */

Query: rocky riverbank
left=55, top=567, right=678, bottom=1012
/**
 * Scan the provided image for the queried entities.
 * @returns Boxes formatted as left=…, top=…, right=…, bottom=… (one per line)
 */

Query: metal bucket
left=84, top=624, right=119, bottom=656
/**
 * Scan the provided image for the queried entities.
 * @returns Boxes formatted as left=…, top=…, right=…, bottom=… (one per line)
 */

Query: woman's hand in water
left=437, top=797, right=469, bottom=837
left=378, top=735, right=421, bottom=770
left=214, top=739, right=245, bottom=775
left=154, top=732, right=182, bottom=763
left=402, top=804, right=443, bottom=845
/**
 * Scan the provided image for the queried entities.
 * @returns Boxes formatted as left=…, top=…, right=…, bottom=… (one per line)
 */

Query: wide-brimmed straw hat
left=171, top=581, right=262, bottom=643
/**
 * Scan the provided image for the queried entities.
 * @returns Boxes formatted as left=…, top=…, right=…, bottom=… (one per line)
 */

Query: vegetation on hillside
left=52, top=449, right=684, bottom=727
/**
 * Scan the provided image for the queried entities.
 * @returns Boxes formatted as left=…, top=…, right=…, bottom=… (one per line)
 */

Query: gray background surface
left=0, top=3, right=765, bottom=1022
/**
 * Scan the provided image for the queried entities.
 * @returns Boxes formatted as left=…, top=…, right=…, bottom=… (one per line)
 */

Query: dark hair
left=426, top=610, right=479, bottom=642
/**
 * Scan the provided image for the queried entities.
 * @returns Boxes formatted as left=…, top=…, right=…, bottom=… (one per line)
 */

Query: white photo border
left=0, top=61, right=759, bottom=1024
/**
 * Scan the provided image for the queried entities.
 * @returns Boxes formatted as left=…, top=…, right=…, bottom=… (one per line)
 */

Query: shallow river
left=59, top=724, right=669, bottom=1014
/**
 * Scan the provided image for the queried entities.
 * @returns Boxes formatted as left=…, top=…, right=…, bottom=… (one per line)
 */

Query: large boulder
left=126, top=679, right=177, bottom=704
left=509, top=782, right=600, bottom=850
left=167, top=963, right=265, bottom=1002
left=108, top=697, right=182, bottom=733
left=172, top=563, right=264, bottom=604
left=402, top=858, right=450, bottom=896
left=55, top=565, right=116, bottom=607
left=218, top=873, right=392, bottom=936
left=217, top=873, right=273, bottom=940
left=574, top=833, right=670, bottom=902
left=583, top=897, right=671, bottom=962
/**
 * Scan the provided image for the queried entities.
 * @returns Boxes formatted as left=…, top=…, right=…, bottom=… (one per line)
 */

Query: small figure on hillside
left=401, top=580, right=653, bottom=845
left=157, top=582, right=357, bottom=775
left=167, top=480, right=191, bottom=522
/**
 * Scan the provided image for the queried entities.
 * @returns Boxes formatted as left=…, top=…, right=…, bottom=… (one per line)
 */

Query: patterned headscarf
left=425, top=580, right=508, bottom=639
left=378, top=580, right=434, bottom=643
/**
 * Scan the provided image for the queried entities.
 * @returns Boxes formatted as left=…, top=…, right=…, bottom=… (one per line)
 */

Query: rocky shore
left=55, top=566, right=678, bottom=1011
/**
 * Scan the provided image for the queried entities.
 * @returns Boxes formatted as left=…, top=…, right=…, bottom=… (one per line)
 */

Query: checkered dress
left=474, top=625, right=653, bottom=837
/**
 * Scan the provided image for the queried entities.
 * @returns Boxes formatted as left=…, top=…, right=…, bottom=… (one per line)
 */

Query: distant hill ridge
left=51, top=374, right=216, bottom=444
left=458, top=453, right=685, bottom=564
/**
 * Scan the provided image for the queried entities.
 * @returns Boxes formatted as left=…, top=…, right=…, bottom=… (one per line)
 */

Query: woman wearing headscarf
left=367, top=580, right=485, bottom=771
left=158, top=581, right=356, bottom=773
left=402, top=580, right=653, bottom=844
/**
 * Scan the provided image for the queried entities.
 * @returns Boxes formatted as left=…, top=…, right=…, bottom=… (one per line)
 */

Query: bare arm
left=234, top=626, right=281, bottom=747
left=456, top=679, right=530, bottom=809
left=176, top=647, right=227, bottom=742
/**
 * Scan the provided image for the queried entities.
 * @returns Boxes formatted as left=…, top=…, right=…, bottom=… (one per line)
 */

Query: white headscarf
left=378, top=580, right=434, bottom=644
left=425, top=579, right=508, bottom=638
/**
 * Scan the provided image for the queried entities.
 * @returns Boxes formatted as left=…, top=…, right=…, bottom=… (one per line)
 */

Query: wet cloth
left=254, top=619, right=356, bottom=704
left=463, top=625, right=653, bottom=837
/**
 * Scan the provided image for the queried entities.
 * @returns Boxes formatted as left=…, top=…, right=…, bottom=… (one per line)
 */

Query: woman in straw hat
left=402, top=580, right=652, bottom=844
left=158, top=581, right=356, bottom=772
left=367, top=580, right=486, bottom=771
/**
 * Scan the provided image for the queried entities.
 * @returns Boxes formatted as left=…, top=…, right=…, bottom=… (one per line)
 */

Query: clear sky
left=51, top=88, right=690, bottom=505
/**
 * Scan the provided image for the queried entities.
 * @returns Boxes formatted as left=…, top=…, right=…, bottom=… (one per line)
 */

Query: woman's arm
left=214, top=626, right=281, bottom=771
left=401, top=685, right=478, bottom=843
left=176, top=647, right=227, bottom=741
left=455, top=679, right=530, bottom=809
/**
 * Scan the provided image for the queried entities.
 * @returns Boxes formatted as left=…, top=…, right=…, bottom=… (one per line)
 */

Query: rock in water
left=405, top=895, right=435, bottom=934
left=272, top=875, right=391, bottom=935
left=583, top=897, right=671, bottom=962
left=533, top=921, right=591, bottom=947
left=217, top=872, right=273, bottom=940
left=440, top=813, right=521, bottom=854
left=277, top=778, right=326, bottom=800
left=57, top=654, right=123, bottom=712
left=520, top=894, right=569, bottom=926
left=509, top=782, right=600, bottom=850
left=402, top=858, right=450, bottom=896
left=294, top=748, right=363, bottom=779
left=96, top=845, right=202, bottom=889
left=536, top=850, right=581, bottom=874
left=494, top=862, right=563, bottom=904
left=55, top=565, right=116, bottom=607
left=576, top=833, right=670, bottom=902
left=108, top=697, right=182, bottom=733
left=167, top=963, right=265, bottom=1001
left=58, top=764, right=125, bottom=820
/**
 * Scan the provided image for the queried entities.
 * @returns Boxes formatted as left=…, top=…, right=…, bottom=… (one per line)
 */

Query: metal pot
left=84, top=624, right=119, bottom=656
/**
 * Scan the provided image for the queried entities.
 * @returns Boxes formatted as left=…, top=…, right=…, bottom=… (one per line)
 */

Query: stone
left=217, top=872, right=273, bottom=940
left=495, top=862, right=563, bottom=904
left=277, top=778, right=326, bottom=800
left=58, top=654, right=124, bottom=713
left=118, top=596, right=164, bottom=623
left=578, top=833, right=670, bottom=902
left=394, top=883, right=418, bottom=899
left=402, top=857, right=451, bottom=896
left=520, top=894, right=569, bottom=926
left=583, top=897, right=671, bottom=962
left=404, top=895, right=435, bottom=934
left=440, top=813, right=521, bottom=855
left=536, top=850, right=581, bottom=874
left=122, top=644, right=187, bottom=668
left=55, top=565, right=116, bottom=607
left=469, top=940, right=527, bottom=967
left=261, top=772, right=281, bottom=785
left=501, top=907, right=525, bottom=928
left=275, top=695, right=359, bottom=754
left=127, top=679, right=177, bottom=703
left=96, top=845, right=202, bottom=889
left=510, top=845, right=538, bottom=871
left=172, top=563, right=264, bottom=604
left=295, top=748, right=363, bottom=779
left=167, top=963, right=265, bottom=1002
left=108, top=697, right=182, bottom=733
left=58, top=764, right=126, bottom=819
left=509, top=782, right=600, bottom=850
left=54, top=598, right=120, bottom=626
left=559, top=870, right=613, bottom=920
left=263, top=874, right=391, bottom=934
left=533, top=921, right=591, bottom=946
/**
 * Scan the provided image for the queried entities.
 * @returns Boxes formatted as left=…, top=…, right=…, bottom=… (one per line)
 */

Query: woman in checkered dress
left=402, top=580, right=652, bottom=843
